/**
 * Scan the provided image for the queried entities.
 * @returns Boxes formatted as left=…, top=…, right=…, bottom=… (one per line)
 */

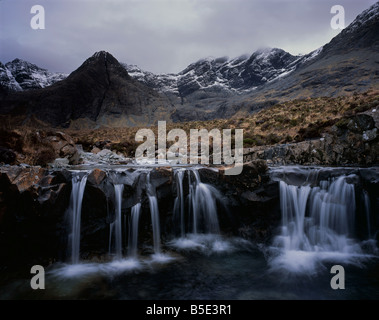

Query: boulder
left=0, top=166, right=47, bottom=193
left=52, top=158, right=70, bottom=168
left=44, top=131, right=80, bottom=165
left=87, top=168, right=107, bottom=186
left=91, top=147, right=101, bottom=154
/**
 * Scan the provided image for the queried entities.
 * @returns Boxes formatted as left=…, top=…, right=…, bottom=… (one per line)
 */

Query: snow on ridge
left=344, top=2, right=379, bottom=34
left=1, top=58, right=68, bottom=91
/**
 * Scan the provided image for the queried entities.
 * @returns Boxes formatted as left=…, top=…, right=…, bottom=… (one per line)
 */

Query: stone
left=355, top=114, right=375, bottom=131
left=97, top=149, right=112, bottom=157
left=0, top=166, right=46, bottom=193
left=87, top=168, right=107, bottom=186
left=363, top=128, right=377, bottom=142
left=91, top=147, right=101, bottom=154
left=44, top=131, right=79, bottom=165
left=52, top=158, right=70, bottom=168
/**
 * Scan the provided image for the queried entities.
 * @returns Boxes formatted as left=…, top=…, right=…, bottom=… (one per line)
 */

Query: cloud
left=0, top=0, right=377, bottom=74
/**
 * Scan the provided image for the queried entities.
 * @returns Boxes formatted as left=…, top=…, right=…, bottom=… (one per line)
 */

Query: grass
left=1, top=89, right=378, bottom=160
left=64, top=89, right=379, bottom=153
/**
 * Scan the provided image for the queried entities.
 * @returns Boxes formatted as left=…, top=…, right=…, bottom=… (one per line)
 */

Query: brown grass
left=64, top=89, right=379, bottom=152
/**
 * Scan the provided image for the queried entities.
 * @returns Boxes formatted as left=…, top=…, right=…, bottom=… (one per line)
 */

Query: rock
left=44, top=131, right=79, bottom=165
left=97, top=149, right=112, bottom=157
left=0, top=166, right=46, bottom=193
left=87, top=168, right=107, bottom=186
left=91, top=147, right=101, bottom=154
left=51, top=158, right=70, bottom=168
left=355, top=114, right=375, bottom=131
left=0, top=147, right=16, bottom=164
left=363, top=128, right=378, bottom=142
left=241, top=191, right=269, bottom=202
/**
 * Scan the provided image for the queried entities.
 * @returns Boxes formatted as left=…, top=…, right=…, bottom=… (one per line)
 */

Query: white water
left=128, top=203, right=141, bottom=258
left=173, top=169, right=185, bottom=237
left=270, top=174, right=372, bottom=274
left=147, top=172, right=161, bottom=254
left=69, top=174, right=88, bottom=264
left=175, top=168, right=221, bottom=235
left=364, top=191, right=372, bottom=239
left=114, top=184, right=124, bottom=259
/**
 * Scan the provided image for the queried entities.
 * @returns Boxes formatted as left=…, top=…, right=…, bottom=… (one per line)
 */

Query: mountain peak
left=6, top=58, right=46, bottom=71
left=91, top=51, right=110, bottom=59
left=83, top=51, right=119, bottom=66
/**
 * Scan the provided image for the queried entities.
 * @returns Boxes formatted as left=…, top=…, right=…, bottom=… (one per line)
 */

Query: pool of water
left=1, top=234, right=378, bottom=300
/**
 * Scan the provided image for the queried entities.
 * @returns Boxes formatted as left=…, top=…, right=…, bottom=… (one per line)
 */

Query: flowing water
left=68, top=173, right=88, bottom=264
left=147, top=172, right=161, bottom=255
left=128, top=203, right=141, bottom=258
left=0, top=166, right=378, bottom=300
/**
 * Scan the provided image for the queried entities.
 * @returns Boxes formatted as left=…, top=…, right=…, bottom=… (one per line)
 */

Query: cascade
left=68, top=173, right=88, bottom=264
left=128, top=203, right=141, bottom=258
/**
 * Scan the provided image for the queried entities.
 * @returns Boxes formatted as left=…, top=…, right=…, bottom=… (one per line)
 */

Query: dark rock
left=0, top=166, right=47, bottom=193
left=0, top=147, right=16, bottom=164
left=87, top=168, right=107, bottom=186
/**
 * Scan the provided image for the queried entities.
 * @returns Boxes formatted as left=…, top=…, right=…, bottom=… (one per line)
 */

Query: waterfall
left=190, top=169, right=221, bottom=235
left=128, top=203, right=141, bottom=258
left=114, top=184, right=124, bottom=259
left=363, top=191, right=372, bottom=239
left=270, top=173, right=369, bottom=273
left=147, top=172, right=161, bottom=254
left=69, top=173, right=88, bottom=264
left=188, top=169, right=198, bottom=234
left=174, top=168, right=221, bottom=236
left=275, top=175, right=358, bottom=252
left=173, top=170, right=185, bottom=237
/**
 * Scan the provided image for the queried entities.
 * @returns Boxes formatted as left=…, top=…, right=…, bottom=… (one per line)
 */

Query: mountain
left=170, top=2, right=379, bottom=121
left=0, top=59, right=67, bottom=92
left=0, top=51, right=174, bottom=127
left=124, top=47, right=322, bottom=98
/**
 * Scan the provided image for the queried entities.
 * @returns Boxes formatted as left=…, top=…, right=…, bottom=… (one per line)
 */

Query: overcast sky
left=0, top=0, right=377, bottom=74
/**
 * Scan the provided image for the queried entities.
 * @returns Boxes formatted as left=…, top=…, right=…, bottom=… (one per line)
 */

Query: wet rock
left=87, top=168, right=107, bottom=186
left=52, top=158, right=70, bottom=168
left=97, top=149, right=112, bottom=157
left=219, top=160, right=268, bottom=191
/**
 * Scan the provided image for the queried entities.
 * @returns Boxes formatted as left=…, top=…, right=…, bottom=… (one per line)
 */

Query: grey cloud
left=0, top=0, right=377, bottom=74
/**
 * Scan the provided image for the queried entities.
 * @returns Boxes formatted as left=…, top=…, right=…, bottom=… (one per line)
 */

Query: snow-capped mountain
left=1, top=48, right=322, bottom=97
left=0, top=59, right=67, bottom=92
left=124, top=47, right=322, bottom=97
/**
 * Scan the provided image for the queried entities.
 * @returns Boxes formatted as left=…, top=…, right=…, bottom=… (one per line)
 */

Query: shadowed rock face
left=0, top=51, right=174, bottom=128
